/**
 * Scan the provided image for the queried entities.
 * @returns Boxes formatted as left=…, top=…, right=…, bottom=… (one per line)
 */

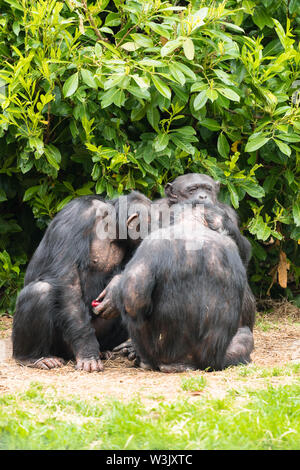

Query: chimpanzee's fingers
left=75, top=357, right=103, bottom=372
left=95, top=289, right=106, bottom=301
left=93, top=299, right=110, bottom=315
left=113, top=339, right=132, bottom=352
left=128, top=351, right=136, bottom=361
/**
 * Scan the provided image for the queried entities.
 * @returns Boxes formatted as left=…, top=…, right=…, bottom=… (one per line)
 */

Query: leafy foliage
left=0, top=0, right=299, bottom=312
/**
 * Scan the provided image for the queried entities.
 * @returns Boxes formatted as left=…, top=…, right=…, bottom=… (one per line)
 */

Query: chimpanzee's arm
left=92, top=274, right=122, bottom=319
left=222, top=214, right=251, bottom=267
left=205, top=204, right=251, bottom=268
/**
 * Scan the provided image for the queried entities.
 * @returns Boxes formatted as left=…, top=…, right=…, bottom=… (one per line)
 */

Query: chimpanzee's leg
left=13, top=273, right=103, bottom=372
left=12, top=280, right=66, bottom=369
left=192, top=248, right=245, bottom=371
left=55, top=269, right=103, bottom=372
left=241, top=283, right=256, bottom=331
left=224, top=327, right=254, bottom=367
left=114, top=262, right=156, bottom=369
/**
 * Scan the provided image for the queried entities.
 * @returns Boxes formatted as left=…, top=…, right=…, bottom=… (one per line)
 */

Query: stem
left=81, top=0, right=105, bottom=42
left=116, top=24, right=138, bottom=48
left=44, top=102, right=51, bottom=144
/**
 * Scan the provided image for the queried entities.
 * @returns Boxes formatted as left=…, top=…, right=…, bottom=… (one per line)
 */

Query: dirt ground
left=0, top=300, right=299, bottom=404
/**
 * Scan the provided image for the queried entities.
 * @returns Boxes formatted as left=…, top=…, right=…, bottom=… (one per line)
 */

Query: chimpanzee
left=12, top=191, right=152, bottom=372
left=163, top=173, right=251, bottom=268
left=94, top=201, right=253, bottom=372
left=161, top=173, right=256, bottom=331
left=96, top=173, right=255, bottom=359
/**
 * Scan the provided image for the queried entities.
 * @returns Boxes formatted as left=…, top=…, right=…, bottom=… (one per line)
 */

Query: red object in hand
left=91, top=300, right=100, bottom=308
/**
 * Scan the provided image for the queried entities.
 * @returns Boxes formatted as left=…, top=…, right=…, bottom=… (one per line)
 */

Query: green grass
left=234, top=362, right=300, bottom=378
left=1, top=380, right=299, bottom=450
left=181, top=375, right=207, bottom=391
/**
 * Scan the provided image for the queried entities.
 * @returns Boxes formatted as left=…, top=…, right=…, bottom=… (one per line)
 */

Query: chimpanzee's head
left=116, top=191, right=152, bottom=244
left=165, top=173, right=220, bottom=206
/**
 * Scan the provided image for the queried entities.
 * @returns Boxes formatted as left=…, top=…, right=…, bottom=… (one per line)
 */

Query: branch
left=116, top=24, right=138, bottom=48
left=81, top=0, right=105, bottom=42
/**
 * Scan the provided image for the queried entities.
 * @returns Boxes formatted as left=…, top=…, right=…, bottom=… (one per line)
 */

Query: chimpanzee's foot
left=17, top=356, right=66, bottom=370
left=100, top=350, right=114, bottom=360
left=137, top=360, right=153, bottom=370
left=75, top=356, right=104, bottom=372
left=112, top=339, right=137, bottom=361
left=159, top=363, right=197, bottom=373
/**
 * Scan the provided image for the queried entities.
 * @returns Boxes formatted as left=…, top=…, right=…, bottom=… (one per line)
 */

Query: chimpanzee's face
left=165, top=174, right=220, bottom=206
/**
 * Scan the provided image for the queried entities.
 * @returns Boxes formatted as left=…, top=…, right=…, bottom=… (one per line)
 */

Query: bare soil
left=0, top=300, right=299, bottom=404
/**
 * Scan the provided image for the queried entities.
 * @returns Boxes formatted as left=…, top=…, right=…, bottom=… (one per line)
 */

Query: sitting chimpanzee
left=12, top=191, right=152, bottom=372
left=94, top=200, right=253, bottom=372
left=161, top=173, right=256, bottom=331
left=96, top=174, right=255, bottom=360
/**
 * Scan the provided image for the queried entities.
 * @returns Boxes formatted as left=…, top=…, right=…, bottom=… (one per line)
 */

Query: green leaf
left=132, top=74, right=150, bottom=89
left=206, top=88, right=218, bottom=102
left=170, top=135, right=195, bottom=154
left=214, top=69, right=236, bottom=86
left=120, top=42, right=139, bottom=51
left=105, top=12, right=121, bottom=27
left=169, top=64, right=185, bottom=86
left=127, top=85, right=150, bottom=100
left=226, top=182, right=239, bottom=209
left=161, top=39, right=182, bottom=57
left=44, top=144, right=61, bottom=170
left=147, top=21, right=171, bottom=39
left=172, top=62, right=196, bottom=80
left=172, top=126, right=196, bottom=137
left=0, top=189, right=7, bottom=202
left=245, top=134, right=270, bottom=152
left=4, top=0, right=23, bottom=11
left=131, top=103, right=147, bottom=121
left=194, top=90, right=208, bottom=111
left=56, top=196, right=73, bottom=212
left=293, top=201, right=300, bottom=227
left=274, top=138, right=291, bottom=156
left=153, top=133, right=169, bottom=152
left=23, top=186, right=40, bottom=202
left=101, top=87, right=124, bottom=108
left=104, top=74, right=126, bottom=90
left=147, top=106, right=160, bottom=130
left=151, top=75, right=171, bottom=100
left=139, top=58, right=165, bottom=67
left=217, top=87, right=240, bottom=102
left=199, top=118, right=221, bottom=131
left=81, top=69, right=97, bottom=89
left=217, top=133, right=230, bottom=158
left=183, top=38, right=195, bottom=60
left=95, top=178, right=106, bottom=195
left=222, top=22, right=244, bottom=33
left=131, top=34, right=153, bottom=48
left=249, top=216, right=271, bottom=241
left=63, top=72, right=79, bottom=98
left=253, top=6, right=273, bottom=30
left=276, top=134, right=300, bottom=143
left=239, top=181, right=265, bottom=199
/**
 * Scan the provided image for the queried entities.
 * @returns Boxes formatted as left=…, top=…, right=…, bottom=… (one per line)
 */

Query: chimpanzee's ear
left=215, top=181, right=221, bottom=194
left=165, top=183, right=178, bottom=202
left=126, top=212, right=139, bottom=229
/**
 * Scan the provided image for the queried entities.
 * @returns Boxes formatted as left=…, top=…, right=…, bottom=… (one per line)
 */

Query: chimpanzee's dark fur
left=12, top=191, right=152, bottom=371
left=162, top=173, right=256, bottom=331
left=99, top=202, right=252, bottom=372
left=97, top=174, right=255, bottom=364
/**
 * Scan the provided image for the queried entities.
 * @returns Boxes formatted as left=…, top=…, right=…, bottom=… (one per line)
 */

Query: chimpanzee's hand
left=92, top=274, right=121, bottom=319
left=204, top=204, right=226, bottom=232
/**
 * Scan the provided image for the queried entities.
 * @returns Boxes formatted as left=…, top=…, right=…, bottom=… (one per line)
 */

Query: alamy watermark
left=94, top=198, right=208, bottom=251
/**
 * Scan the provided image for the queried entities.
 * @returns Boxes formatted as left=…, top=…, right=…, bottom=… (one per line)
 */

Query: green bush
left=0, top=0, right=299, bottom=313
